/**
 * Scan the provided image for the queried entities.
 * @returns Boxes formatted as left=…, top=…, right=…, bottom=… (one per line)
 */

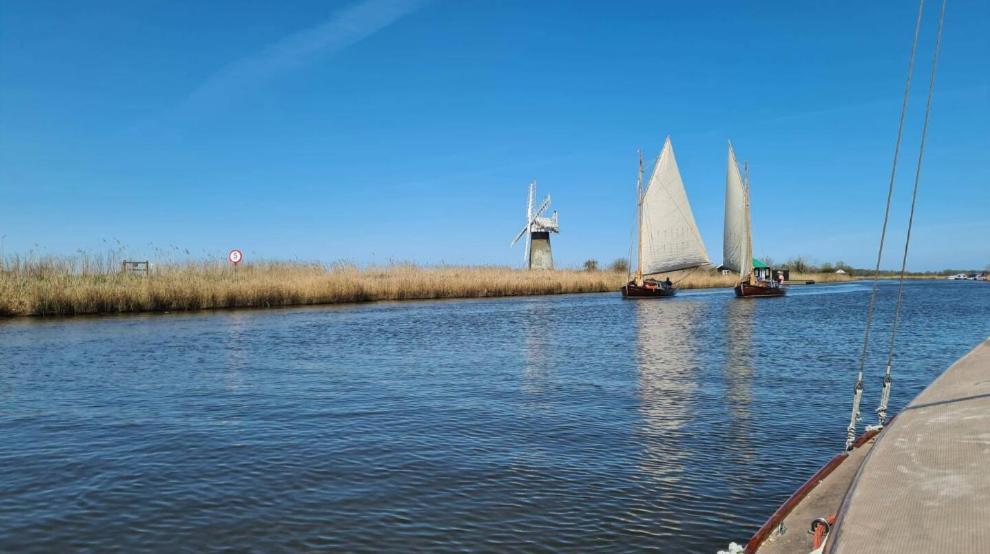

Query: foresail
left=723, top=143, right=749, bottom=277
left=640, top=137, right=711, bottom=275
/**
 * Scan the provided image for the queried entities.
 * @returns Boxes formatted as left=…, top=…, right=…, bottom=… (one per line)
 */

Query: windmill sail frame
left=510, top=181, right=559, bottom=270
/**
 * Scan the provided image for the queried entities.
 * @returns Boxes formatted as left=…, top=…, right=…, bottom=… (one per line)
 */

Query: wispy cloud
left=180, top=0, right=427, bottom=114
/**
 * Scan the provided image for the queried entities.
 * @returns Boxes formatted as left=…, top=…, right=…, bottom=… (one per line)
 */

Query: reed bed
left=0, top=259, right=627, bottom=316
left=0, top=256, right=854, bottom=317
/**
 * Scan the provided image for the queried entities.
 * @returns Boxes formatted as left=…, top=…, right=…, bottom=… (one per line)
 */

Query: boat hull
left=734, top=282, right=786, bottom=298
left=621, top=283, right=676, bottom=298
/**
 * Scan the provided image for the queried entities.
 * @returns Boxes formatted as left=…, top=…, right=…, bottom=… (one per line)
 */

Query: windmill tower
left=510, top=181, right=559, bottom=269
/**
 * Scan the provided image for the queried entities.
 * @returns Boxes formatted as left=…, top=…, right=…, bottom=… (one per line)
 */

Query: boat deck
left=827, top=337, right=990, bottom=553
left=753, top=435, right=877, bottom=554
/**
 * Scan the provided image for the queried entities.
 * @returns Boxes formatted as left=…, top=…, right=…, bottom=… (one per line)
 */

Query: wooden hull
left=621, top=282, right=676, bottom=298
left=735, top=282, right=786, bottom=298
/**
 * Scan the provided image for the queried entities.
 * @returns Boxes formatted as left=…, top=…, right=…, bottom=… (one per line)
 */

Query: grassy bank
left=0, top=257, right=856, bottom=317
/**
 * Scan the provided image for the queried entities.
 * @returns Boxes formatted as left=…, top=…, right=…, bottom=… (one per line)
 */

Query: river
left=2, top=280, right=988, bottom=552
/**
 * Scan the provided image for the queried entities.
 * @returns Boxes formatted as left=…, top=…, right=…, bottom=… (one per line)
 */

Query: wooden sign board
left=121, top=261, right=149, bottom=275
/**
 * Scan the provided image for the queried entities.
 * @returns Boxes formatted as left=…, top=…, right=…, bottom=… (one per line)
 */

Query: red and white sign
left=228, top=249, right=243, bottom=265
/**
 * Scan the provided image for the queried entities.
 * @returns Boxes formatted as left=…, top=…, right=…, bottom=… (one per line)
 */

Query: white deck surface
left=828, top=338, right=990, bottom=553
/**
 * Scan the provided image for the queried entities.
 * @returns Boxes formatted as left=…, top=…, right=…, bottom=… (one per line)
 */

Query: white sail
left=639, top=137, right=711, bottom=275
left=722, top=142, right=751, bottom=279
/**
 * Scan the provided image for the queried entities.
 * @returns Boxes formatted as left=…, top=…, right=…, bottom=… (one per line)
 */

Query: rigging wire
left=844, top=0, right=927, bottom=452
left=875, top=0, right=948, bottom=427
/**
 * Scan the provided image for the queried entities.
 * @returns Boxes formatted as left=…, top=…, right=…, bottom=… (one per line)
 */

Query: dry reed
left=0, top=256, right=853, bottom=317
left=0, top=259, right=627, bottom=317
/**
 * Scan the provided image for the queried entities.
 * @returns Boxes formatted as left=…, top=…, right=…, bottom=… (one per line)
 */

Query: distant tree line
left=590, top=255, right=986, bottom=276
left=758, top=256, right=854, bottom=275
left=759, top=256, right=988, bottom=276
left=582, top=258, right=630, bottom=273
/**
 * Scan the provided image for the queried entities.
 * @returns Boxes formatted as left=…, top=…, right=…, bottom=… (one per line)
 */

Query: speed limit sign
left=228, top=249, right=243, bottom=265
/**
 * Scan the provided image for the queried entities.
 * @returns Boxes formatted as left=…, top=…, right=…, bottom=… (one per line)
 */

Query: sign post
left=228, top=249, right=243, bottom=270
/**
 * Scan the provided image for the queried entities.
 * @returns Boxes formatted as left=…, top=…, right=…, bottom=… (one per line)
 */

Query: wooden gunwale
left=743, top=427, right=883, bottom=554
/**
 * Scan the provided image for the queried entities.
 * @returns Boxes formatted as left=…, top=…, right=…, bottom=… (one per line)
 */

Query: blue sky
left=1, top=0, right=987, bottom=270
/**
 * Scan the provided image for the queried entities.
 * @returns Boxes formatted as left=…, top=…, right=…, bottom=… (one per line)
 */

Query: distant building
left=716, top=260, right=787, bottom=281
left=752, top=258, right=771, bottom=281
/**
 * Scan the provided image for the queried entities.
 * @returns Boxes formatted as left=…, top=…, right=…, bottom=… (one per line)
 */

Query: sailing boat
left=622, top=137, right=711, bottom=298
left=723, top=142, right=785, bottom=298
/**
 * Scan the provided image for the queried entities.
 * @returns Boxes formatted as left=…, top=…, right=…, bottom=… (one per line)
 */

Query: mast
left=635, top=150, right=645, bottom=284
left=742, top=161, right=753, bottom=285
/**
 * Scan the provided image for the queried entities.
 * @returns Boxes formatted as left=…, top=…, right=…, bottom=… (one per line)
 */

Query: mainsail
left=722, top=142, right=752, bottom=280
left=638, top=137, right=711, bottom=275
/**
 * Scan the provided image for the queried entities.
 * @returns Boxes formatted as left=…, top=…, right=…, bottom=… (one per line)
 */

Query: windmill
left=510, top=181, right=559, bottom=269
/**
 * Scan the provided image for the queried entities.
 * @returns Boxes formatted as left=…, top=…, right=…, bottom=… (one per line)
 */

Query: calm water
left=2, top=280, right=988, bottom=552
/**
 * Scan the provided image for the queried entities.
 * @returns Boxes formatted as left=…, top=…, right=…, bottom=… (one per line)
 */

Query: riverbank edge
left=0, top=268, right=876, bottom=318
left=1, top=286, right=623, bottom=319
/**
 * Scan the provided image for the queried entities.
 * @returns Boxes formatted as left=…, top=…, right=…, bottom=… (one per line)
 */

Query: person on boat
left=664, top=276, right=672, bottom=289
left=776, top=271, right=784, bottom=287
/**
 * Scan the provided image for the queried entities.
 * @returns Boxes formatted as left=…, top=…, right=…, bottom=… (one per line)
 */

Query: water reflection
left=633, top=298, right=707, bottom=482
left=724, top=299, right=755, bottom=465
left=520, top=299, right=557, bottom=398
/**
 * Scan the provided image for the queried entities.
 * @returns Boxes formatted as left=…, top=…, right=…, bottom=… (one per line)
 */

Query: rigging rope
left=875, top=0, right=947, bottom=427
left=671, top=265, right=704, bottom=287
left=844, top=0, right=927, bottom=452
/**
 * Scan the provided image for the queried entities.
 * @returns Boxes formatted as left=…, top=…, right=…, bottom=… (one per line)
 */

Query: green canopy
left=752, top=258, right=769, bottom=269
